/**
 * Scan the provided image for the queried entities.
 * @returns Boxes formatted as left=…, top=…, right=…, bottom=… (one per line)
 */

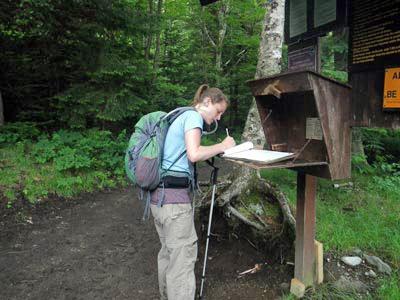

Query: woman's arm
left=185, top=128, right=235, bottom=163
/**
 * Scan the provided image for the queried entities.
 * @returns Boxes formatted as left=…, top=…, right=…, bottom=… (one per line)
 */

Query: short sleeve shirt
left=162, top=110, right=203, bottom=174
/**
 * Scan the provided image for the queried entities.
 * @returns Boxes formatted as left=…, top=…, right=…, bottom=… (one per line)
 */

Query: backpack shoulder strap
left=165, top=107, right=196, bottom=124
left=160, top=106, right=197, bottom=178
left=164, top=150, right=187, bottom=173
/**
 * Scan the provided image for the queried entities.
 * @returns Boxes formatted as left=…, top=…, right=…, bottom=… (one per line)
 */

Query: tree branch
left=225, top=204, right=267, bottom=232
left=201, top=22, right=216, bottom=48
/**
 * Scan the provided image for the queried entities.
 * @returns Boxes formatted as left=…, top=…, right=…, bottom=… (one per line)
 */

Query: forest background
left=0, top=0, right=399, bottom=298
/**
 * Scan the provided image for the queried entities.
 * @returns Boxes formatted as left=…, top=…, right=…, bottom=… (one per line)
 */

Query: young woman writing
left=150, top=84, right=235, bottom=300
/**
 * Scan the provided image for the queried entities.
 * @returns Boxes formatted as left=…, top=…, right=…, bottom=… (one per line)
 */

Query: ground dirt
left=0, top=163, right=376, bottom=299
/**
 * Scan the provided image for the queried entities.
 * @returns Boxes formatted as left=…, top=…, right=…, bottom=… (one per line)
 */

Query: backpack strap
left=140, top=189, right=152, bottom=221
left=144, top=191, right=151, bottom=220
left=165, top=150, right=187, bottom=173
left=157, top=181, right=165, bottom=208
left=164, top=107, right=195, bottom=124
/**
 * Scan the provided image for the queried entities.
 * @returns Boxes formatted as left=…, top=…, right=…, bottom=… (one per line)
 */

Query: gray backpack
left=125, top=107, right=195, bottom=219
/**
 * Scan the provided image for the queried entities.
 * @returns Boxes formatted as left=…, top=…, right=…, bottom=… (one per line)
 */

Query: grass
left=260, top=168, right=400, bottom=299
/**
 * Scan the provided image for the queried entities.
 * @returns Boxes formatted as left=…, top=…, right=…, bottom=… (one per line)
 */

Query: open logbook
left=222, top=141, right=295, bottom=164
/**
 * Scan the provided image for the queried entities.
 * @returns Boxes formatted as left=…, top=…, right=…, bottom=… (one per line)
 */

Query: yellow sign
left=383, top=67, right=400, bottom=109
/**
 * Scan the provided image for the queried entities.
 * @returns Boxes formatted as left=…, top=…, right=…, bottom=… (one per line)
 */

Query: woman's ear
left=203, top=97, right=211, bottom=107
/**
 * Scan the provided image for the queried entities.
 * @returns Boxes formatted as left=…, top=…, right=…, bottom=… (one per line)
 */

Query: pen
left=226, top=128, right=230, bottom=137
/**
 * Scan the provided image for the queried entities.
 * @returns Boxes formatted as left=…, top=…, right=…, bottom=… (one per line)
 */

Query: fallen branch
left=225, top=204, right=266, bottom=232
left=237, top=263, right=266, bottom=278
left=239, top=199, right=270, bottom=229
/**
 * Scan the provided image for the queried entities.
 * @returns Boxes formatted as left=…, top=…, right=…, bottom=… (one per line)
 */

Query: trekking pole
left=199, top=157, right=219, bottom=299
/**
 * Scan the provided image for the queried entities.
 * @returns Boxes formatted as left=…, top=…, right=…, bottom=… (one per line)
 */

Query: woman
left=150, top=84, right=235, bottom=300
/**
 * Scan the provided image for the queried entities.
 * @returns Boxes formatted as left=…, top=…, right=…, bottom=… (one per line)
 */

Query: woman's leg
left=164, top=204, right=198, bottom=300
left=152, top=203, right=198, bottom=300
left=151, top=206, right=169, bottom=300
left=166, top=239, right=197, bottom=300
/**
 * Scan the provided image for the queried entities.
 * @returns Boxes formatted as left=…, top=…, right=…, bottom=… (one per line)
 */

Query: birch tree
left=201, top=0, right=295, bottom=240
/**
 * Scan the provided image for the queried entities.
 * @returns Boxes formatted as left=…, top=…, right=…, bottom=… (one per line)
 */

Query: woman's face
left=201, top=97, right=227, bottom=125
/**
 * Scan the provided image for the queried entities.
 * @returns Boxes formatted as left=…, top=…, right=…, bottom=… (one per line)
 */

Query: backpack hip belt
left=158, top=175, right=191, bottom=189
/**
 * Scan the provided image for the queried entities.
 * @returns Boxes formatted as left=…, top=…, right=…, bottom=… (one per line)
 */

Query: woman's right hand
left=220, top=136, right=236, bottom=152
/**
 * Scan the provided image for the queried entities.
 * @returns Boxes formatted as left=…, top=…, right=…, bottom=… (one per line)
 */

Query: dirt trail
left=0, top=164, right=292, bottom=300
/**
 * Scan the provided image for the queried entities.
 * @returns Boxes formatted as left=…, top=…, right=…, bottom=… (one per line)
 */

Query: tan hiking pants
left=151, top=204, right=198, bottom=300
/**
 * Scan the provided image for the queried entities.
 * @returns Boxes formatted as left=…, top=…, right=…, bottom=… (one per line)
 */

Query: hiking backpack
left=125, top=107, right=195, bottom=219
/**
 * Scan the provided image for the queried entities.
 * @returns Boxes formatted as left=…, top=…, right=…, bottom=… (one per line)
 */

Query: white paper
left=306, top=118, right=323, bottom=140
left=223, top=141, right=253, bottom=155
left=223, top=142, right=295, bottom=164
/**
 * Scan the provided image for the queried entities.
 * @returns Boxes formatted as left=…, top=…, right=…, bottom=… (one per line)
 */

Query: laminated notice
left=306, top=118, right=323, bottom=140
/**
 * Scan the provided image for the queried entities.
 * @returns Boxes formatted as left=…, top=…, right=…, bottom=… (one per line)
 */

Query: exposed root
left=198, top=167, right=296, bottom=240
left=258, top=178, right=296, bottom=233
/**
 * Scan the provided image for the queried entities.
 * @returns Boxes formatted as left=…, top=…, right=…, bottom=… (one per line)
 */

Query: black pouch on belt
left=160, top=176, right=190, bottom=188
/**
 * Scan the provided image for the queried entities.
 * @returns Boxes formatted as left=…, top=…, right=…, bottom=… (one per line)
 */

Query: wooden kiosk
left=246, top=71, right=352, bottom=292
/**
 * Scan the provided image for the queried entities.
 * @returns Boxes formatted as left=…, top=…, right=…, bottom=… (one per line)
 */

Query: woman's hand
left=185, top=128, right=236, bottom=162
left=220, top=136, right=236, bottom=151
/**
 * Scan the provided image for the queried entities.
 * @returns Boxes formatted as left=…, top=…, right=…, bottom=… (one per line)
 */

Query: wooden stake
left=315, top=240, right=324, bottom=284
left=294, top=172, right=316, bottom=287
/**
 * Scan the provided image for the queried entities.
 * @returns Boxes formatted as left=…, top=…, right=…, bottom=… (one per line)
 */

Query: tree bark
left=144, top=0, right=154, bottom=60
left=216, top=1, right=228, bottom=78
left=255, top=0, right=286, bottom=80
left=153, top=0, right=163, bottom=79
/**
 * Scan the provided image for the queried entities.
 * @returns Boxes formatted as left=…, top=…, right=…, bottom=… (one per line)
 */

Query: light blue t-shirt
left=162, top=110, right=203, bottom=175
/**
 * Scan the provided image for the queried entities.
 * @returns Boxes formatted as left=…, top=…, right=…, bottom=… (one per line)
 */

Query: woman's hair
left=192, top=84, right=229, bottom=106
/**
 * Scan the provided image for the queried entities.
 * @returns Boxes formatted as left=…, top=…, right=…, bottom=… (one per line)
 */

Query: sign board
left=285, top=0, right=347, bottom=44
left=349, top=0, right=400, bottom=71
left=289, top=0, right=307, bottom=38
left=383, top=68, right=400, bottom=109
left=288, top=37, right=320, bottom=72
left=288, top=45, right=317, bottom=71
left=314, top=0, right=336, bottom=28
left=349, top=0, right=400, bottom=128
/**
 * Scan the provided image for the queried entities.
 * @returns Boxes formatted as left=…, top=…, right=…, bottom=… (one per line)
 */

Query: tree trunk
left=255, top=0, right=286, bottom=80
left=0, top=91, right=4, bottom=126
left=144, top=0, right=154, bottom=60
left=153, top=0, right=163, bottom=79
left=215, top=1, right=228, bottom=79
left=202, top=0, right=295, bottom=241
left=229, top=83, right=239, bottom=127
left=200, top=0, right=228, bottom=85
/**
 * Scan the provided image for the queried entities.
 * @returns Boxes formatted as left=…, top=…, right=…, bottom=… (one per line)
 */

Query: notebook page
left=223, top=141, right=253, bottom=156
left=223, top=149, right=294, bottom=163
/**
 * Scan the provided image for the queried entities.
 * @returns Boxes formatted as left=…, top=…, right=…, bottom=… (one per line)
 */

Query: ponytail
left=192, top=84, right=229, bottom=106
left=192, top=84, right=209, bottom=106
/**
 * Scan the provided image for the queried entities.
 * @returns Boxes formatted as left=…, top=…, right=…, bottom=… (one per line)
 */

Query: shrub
left=0, top=122, right=41, bottom=145
left=0, top=128, right=128, bottom=207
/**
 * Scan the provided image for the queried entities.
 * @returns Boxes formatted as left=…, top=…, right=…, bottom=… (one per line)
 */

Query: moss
left=237, top=183, right=282, bottom=224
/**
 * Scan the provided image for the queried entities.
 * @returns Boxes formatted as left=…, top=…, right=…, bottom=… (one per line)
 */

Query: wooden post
left=294, top=172, right=316, bottom=287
